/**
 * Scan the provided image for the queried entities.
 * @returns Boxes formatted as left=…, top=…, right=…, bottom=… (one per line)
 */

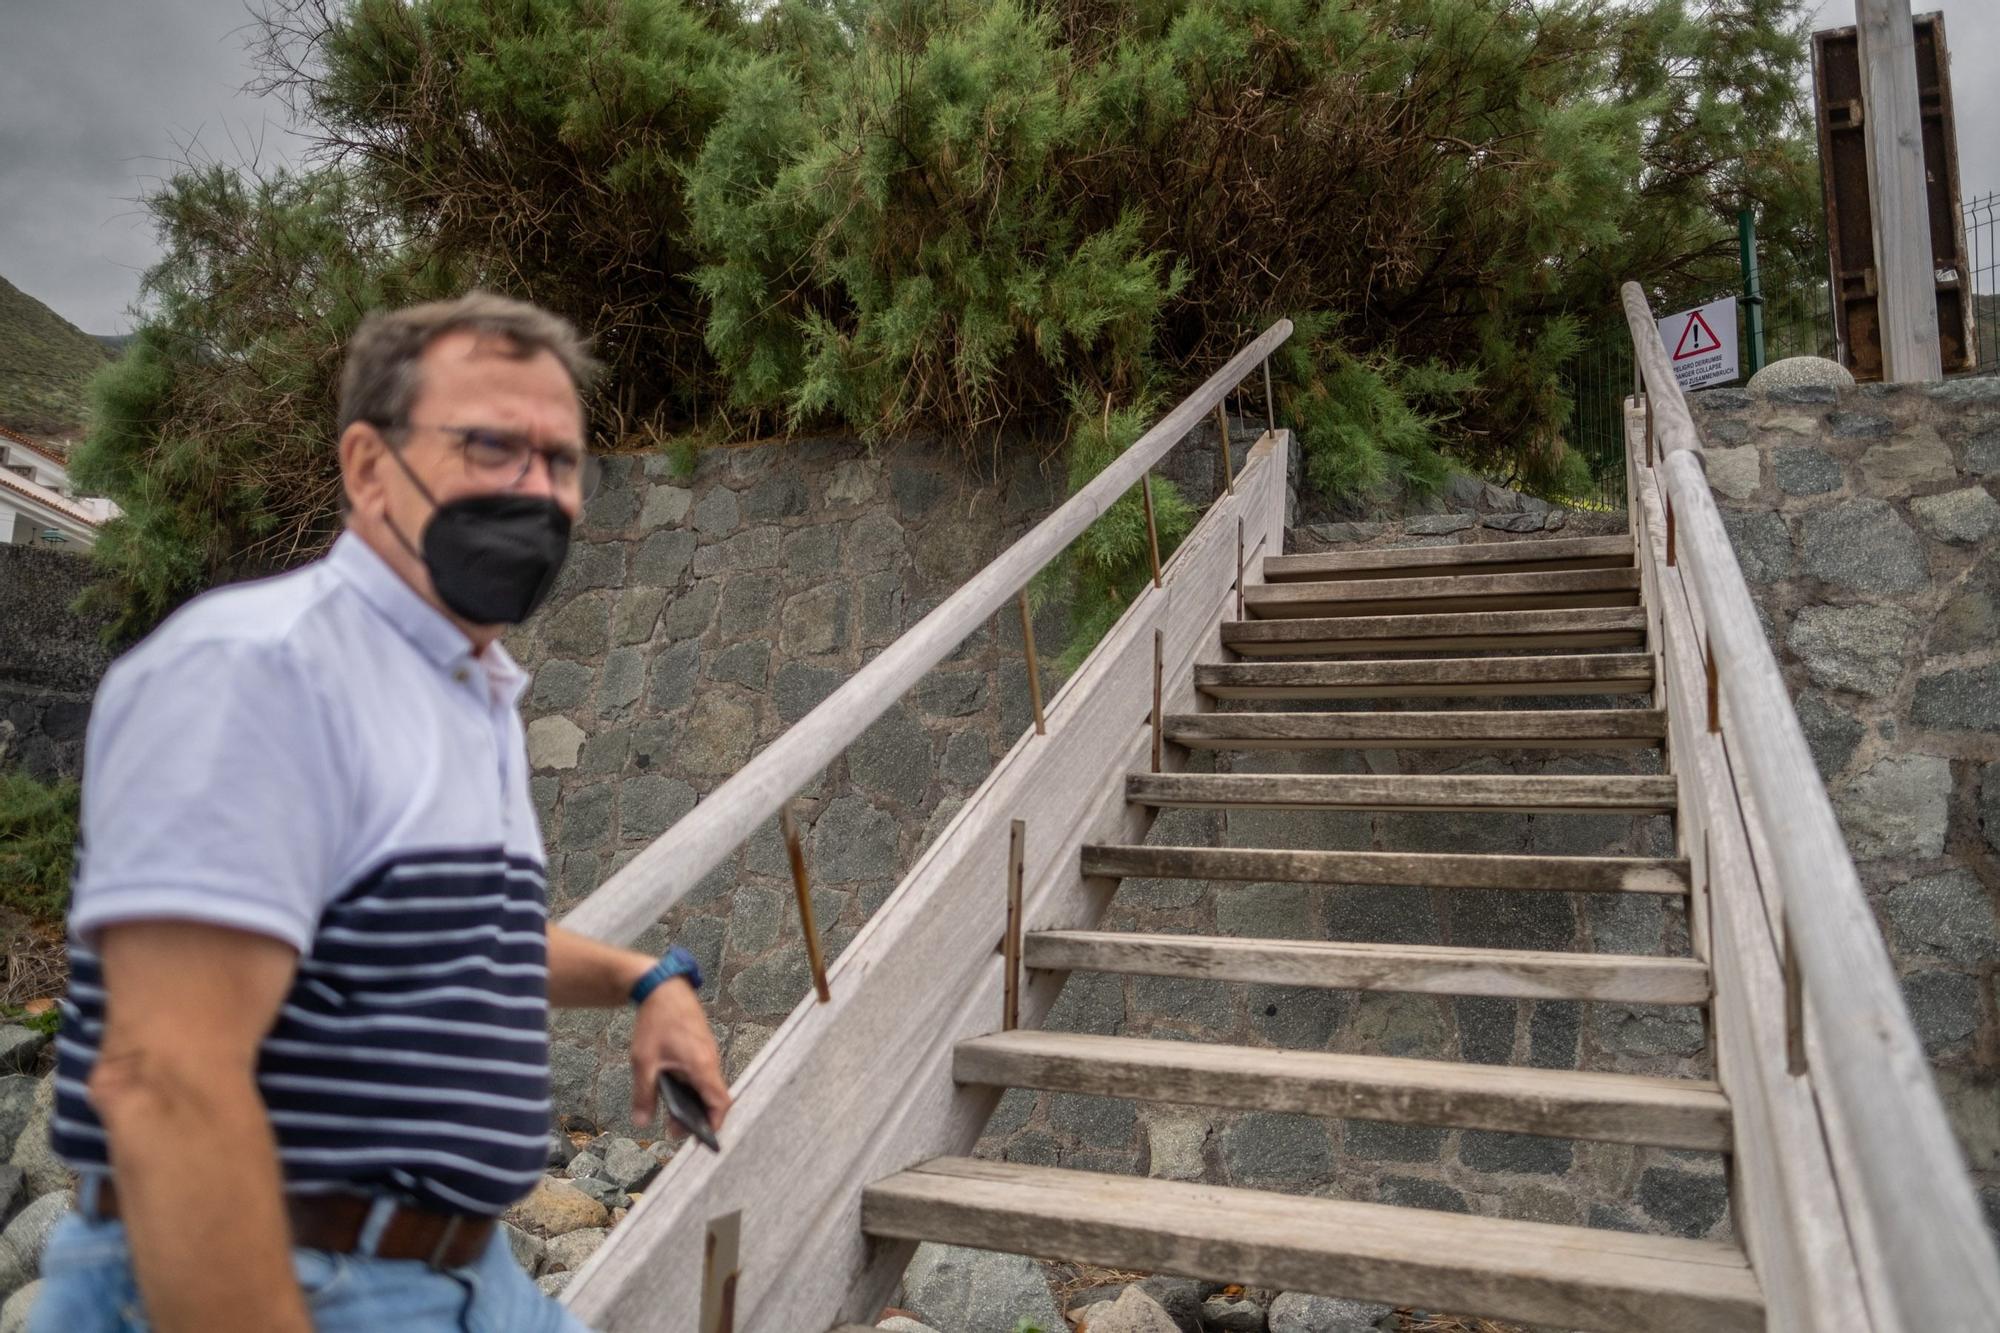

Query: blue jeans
left=30, top=1211, right=593, bottom=1332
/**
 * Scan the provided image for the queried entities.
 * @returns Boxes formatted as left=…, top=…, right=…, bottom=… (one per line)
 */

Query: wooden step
left=1079, top=845, right=1691, bottom=894
left=863, top=1160, right=1763, bottom=1332
left=1126, top=772, right=1678, bottom=815
left=1265, top=535, right=1635, bottom=583
left=1024, top=931, right=1711, bottom=1004
left=1245, top=568, right=1640, bottom=620
left=1164, top=709, right=1666, bottom=750
left=1195, top=653, right=1653, bottom=700
left=956, top=1031, right=1729, bottom=1149
left=1221, top=607, right=1647, bottom=657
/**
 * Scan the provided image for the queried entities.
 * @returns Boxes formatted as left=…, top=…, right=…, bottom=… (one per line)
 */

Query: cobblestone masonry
left=0, top=545, right=114, bottom=782
left=1691, top=378, right=2000, bottom=1232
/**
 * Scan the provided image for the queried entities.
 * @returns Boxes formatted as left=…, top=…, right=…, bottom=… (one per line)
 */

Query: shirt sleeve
left=69, top=635, right=349, bottom=953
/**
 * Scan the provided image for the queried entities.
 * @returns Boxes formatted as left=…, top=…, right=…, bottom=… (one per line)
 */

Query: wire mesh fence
left=1558, top=195, right=1997, bottom=511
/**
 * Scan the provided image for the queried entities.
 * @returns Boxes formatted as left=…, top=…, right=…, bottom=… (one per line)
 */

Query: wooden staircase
left=859, top=533, right=1759, bottom=1331
left=562, top=309, right=2000, bottom=1333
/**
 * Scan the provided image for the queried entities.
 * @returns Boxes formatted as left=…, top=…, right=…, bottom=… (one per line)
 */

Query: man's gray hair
left=337, top=291, right=599, bottom=438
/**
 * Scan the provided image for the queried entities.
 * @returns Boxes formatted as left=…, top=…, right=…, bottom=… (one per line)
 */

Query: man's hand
left=626, top=976, right=731, bottom=1133
left=92, top=921, right=310, bottom=1333
left=545, top=925, right=732, bottom=1136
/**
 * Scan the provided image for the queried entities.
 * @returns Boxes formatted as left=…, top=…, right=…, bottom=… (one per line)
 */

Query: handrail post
left=1140, top=473, right=1163, bottom=588
left=1003, top=820, right=1024, bottom=1031
left=1016, top=589, right=1046, bottom=736
left=779, top=808, right=832, bottom=1004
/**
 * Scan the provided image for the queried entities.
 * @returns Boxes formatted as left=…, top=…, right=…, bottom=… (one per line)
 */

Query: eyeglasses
left=389, top=422, right=602, bottom=500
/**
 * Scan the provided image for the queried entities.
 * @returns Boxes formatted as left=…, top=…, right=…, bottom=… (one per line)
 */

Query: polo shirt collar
left=327, top=532, right=470, bottom=665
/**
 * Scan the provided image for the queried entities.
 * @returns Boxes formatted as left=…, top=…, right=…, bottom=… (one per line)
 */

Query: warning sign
left=1656, top=296, right=1739, bottom=391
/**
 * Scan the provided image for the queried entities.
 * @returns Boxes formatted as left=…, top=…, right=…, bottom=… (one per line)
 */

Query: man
left=34, top=293, right=730, bottom=1331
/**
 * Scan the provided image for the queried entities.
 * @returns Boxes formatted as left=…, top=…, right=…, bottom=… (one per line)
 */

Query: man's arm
left=91, top=921, right=309, bottom=1333
left=546, top=924, right=732, bottom=1133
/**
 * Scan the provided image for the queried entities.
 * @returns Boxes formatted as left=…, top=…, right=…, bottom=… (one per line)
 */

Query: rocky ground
left=884, top=1249, right=1543, bottom=1332
left=0, top=1022, right=82, bottom=1331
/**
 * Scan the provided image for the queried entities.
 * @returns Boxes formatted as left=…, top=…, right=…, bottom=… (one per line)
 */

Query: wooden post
left=699, top=1211, right=741, bottom=1333
left=1016, top=590, right=1045, bottom=736
left=1783, top=914, right=1807, bottom=1076
left=1855, top=0, right=1943, bottom=382
left=779, top=808, right=832, bottom=1003
left=1003, top=820, right=1024, bottom=1031
left=1705, top=643, right=1720, bottom=735
left=1150, top=629, right=1164, bottom=773
left=1139, top=473, right=1163, bottom=588
left=1234, top=516, right=1245, bottom=622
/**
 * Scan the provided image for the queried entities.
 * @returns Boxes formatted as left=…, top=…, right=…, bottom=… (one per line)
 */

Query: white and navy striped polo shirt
left=54, top=532, right=552, bottom=1216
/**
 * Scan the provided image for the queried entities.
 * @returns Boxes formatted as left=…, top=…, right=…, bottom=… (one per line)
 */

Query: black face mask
left=385, top=449, right=572, bottom=625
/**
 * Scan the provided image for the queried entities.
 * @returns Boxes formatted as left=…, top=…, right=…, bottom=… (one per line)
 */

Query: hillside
left=0, top=275, right=110, bottom=440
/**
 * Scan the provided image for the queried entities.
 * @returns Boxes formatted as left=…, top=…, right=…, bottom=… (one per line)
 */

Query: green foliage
left=688, top=0, right=1185, bottom=437
left=70, top=166, right=459, bottom=636
left=58, top=0, right=1823, bottom=635
left=0, top=773, right=80, bottom=927
left=1039, top=389, right=1195, bottom=671
left=0, top=273, right=110, bottom=440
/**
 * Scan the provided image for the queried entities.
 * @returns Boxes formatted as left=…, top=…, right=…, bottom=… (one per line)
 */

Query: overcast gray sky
left=0, top=0, right=1994, bottom=334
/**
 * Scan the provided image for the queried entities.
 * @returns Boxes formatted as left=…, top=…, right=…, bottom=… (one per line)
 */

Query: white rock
left=526, top=716, right=586, bottom=770
left=1145, top=1112, right=1208, bottom=1182
left=1078, top=1287, right=1182, bottom=1333
left=1746, top=357, right=1854, bottom=391
left=1705, top=446, right=1760, bottom=501
left=535, top=1271, right=573, bottom=1297
left=639, top=485, right=693, bottom=529
left=0, top=1278, right=38, bottom=1333
left=876, top=1319, right=942, bottom=1333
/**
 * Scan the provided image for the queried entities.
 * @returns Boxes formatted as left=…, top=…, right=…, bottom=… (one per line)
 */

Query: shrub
left=0, top=773, right=80, bottom=927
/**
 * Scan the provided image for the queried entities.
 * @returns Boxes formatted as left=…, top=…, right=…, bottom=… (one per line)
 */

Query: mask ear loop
left=376, top=426, right=444, bottom=567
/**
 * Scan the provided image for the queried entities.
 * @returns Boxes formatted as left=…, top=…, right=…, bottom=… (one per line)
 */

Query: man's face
left=381, top=330, right=587, bottom=532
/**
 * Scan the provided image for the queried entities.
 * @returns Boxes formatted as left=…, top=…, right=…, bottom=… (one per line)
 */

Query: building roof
left=0, top=466, right=100, bottom=527
left=0, top=423, right=69, bottom=468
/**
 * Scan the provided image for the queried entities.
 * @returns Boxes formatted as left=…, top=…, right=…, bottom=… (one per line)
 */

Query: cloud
left=0, top=0, right=303, bottom=333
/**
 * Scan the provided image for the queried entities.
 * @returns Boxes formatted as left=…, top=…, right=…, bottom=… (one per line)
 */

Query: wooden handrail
left=1618, top=284, right=1706, bottom=466
left=562, top=319, right=1294, bottom=945
left=1622, top=281, right=2000, bottom=1326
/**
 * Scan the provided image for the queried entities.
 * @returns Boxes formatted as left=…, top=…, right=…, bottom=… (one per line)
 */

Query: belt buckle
left=424, top=1214, right=465, bottom=1271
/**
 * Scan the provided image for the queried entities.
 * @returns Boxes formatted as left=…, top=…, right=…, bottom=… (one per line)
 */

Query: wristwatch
left=629, top=946, right=703, bottom=1006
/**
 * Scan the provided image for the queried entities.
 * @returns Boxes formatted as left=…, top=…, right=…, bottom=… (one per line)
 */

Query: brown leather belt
left=91, top=1177, right=497, bottom=1270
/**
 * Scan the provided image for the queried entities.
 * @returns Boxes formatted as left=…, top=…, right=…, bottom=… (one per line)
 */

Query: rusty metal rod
left=778, top=807, right=831, bottom=1004
left=1235, top=516, right=1245, bottom=621
left=1784, top=914, right=1806, bottom=1076
left=1151, top=629, right=1164, bottom=773
left=1004, top=819, right=1024, bottom=1031
left=1264, top=357, right=1276, bottom=432
left=1140, top=473, right=1163, bottom=588
left=1016, top=589, right=1046, bottom=736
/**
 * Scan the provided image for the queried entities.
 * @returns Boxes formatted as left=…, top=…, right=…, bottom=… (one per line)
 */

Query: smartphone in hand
left=658, top=1069, right=720, bottom=1152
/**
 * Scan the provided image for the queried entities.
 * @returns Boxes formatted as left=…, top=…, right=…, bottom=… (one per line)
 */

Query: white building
left=0, top=424, right=117, bottom=548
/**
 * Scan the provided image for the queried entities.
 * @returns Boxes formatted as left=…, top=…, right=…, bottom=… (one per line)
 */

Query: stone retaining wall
left=1693, top=378, right=2000, bottom=1228
left=0, top=545, right=113, bottom=782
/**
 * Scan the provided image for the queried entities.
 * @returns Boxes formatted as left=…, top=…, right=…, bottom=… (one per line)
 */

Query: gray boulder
left=901, top=1243, right=1064, bottom=1333
left=535, top=1271, right=573, bottom=1297
left=7, top=1082, right=62, bottom=1199
left=1201, top=1292, right=1269, bottom=1331
left=543, top=1225, right=611, bottom=1273
left=502, top=1220, right=547, bottom=1277
left=598, top=1137, right=664, bottom=1192
left=1268, top=1292, right=1396, bottom=1333
left=0, top=1190, right=70, bottom=1275
left=0, top=1033, right=47, bottom=1079
left=1746, top=357, right=1854, bottom=392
